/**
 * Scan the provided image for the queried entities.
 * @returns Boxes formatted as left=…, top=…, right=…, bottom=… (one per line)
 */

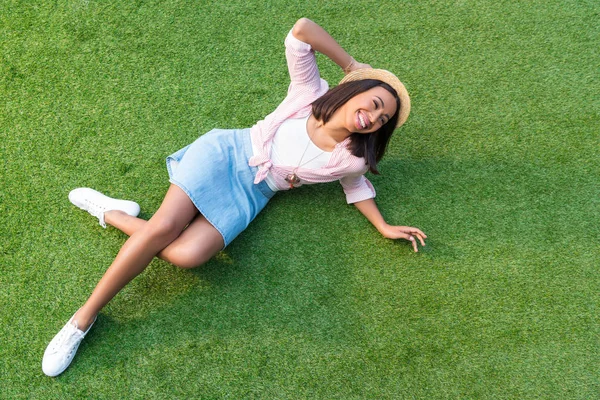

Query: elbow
left=292, top=18, right=313, bottom=40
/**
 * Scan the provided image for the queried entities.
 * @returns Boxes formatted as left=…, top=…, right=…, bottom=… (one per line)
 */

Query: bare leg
left=72, top=184, right=200, bottom=331
left=104, top=210, right=146, bottom=236
left=104, top=210, right=224, bottom=268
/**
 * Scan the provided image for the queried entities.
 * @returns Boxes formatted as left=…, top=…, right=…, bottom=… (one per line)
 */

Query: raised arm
left=353, top=198, right=427, bottom=252
left=291, top=18, right=371, bottom=74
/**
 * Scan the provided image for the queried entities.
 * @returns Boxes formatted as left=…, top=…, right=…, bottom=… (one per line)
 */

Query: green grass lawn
left=1, top=0, right=598, bottom=398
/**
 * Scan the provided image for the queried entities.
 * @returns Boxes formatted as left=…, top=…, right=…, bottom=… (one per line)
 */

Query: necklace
left=284, top=128, right=325, bottom=189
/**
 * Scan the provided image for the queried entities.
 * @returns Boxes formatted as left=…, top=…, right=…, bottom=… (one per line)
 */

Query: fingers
left=404, top=228, right=427, bottom=252
left=411, top=228, right=427, bottom=239
left=383, top=225, right=427, bottom=252
left=414, top=233, right=426, bottom=247
left=407, top=235, right=418, bottom=252
left=353, top=62, right=372, bottom=71
left=407, top=228, right=426, bottom=246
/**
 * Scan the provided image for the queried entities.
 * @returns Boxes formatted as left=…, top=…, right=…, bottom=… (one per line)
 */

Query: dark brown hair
left=312, top=79, right=400, bottom=174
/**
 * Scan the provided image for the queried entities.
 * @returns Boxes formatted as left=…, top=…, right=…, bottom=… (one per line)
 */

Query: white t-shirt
left=254, top=116, right=332, bottom=191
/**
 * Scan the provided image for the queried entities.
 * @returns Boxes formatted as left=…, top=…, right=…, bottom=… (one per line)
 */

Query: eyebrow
left=376, top=96, right=391, bottom=122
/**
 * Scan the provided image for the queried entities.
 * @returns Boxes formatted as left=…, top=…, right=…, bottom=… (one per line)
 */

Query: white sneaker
left=69, top=188, right=140, bottom=228
left=42, top=313, right=97, bottom=377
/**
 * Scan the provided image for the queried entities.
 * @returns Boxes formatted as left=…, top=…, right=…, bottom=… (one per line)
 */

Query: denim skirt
left=166, top=128, right=276, bottom=248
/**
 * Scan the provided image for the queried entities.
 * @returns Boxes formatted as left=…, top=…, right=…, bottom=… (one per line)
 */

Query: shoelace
left=50, top=322, right=83, bottom=356
left=84, top=199, right=107, bottom=228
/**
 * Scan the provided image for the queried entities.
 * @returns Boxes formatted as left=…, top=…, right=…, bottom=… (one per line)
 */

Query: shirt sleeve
left=284, top=30, right=324, bottom=92
left=339, top=174, right=376, bottom=204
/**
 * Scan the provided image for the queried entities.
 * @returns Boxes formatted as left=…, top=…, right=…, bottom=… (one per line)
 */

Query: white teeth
left=358, top=113, right=366, bottom=129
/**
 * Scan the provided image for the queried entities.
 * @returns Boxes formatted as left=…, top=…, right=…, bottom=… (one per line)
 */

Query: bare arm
left=291, top=18, right=370, bottom=74
left=292, top=19, right=425, bottom=250
left=353, top=198, right=427, bottom=252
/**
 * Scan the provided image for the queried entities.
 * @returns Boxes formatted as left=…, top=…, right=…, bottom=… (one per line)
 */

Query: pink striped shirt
left=248, top=31, right=376, bottom=204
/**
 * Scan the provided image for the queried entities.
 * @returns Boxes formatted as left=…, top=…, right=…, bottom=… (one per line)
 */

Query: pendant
left=285, top=173, right=301, bottom=188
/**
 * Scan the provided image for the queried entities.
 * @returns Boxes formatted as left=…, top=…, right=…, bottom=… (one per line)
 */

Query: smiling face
left=342, top=86, right=398, bottom=134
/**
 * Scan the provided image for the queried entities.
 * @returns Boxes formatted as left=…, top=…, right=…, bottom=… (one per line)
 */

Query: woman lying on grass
left=42, top=18, right=427, bottom=377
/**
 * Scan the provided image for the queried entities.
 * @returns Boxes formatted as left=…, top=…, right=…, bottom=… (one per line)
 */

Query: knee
left=143, top=218, right=181, bottom=242
left=167, top=246, right=210, bottom=269
left=174, top=258, right=202, bottom=270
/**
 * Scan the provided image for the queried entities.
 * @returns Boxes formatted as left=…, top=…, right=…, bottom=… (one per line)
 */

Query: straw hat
left=339, top=69, right=411, bottom=128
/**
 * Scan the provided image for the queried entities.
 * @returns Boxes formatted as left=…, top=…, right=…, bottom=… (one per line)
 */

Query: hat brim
left=339, top=69, right=410, bottom=129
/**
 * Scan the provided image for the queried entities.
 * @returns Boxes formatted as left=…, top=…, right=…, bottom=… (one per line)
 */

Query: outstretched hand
left=380, top=225, right=427, bottom=252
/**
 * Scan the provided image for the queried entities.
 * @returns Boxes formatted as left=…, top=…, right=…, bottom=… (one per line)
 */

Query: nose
left=369, top=109, right=384, bottom=125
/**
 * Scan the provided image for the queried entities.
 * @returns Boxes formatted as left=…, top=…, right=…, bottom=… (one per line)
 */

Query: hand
left=344, top=58, right=372, bottom=74
left=349, top=61, right=372, bottom=72
left=380, top=225, right=427, bottom=252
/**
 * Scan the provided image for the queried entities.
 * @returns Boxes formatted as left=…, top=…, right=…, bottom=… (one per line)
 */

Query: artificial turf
left=1, top=0, right=598, bottom=398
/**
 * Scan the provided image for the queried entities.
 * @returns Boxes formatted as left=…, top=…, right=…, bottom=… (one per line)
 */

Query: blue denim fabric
left=166, top=128, right=276, bottom=248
